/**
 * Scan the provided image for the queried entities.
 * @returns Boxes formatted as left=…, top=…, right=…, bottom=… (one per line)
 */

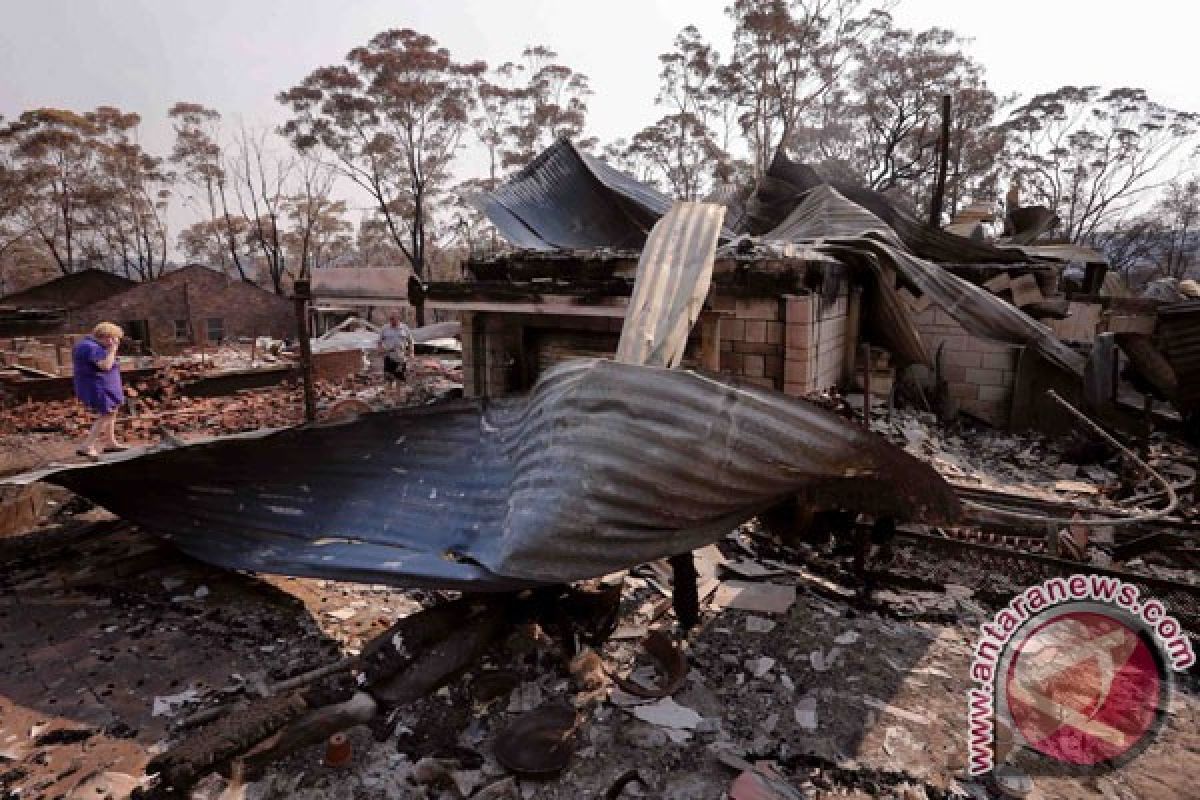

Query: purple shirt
left=72, top=336, right=123, bottom=414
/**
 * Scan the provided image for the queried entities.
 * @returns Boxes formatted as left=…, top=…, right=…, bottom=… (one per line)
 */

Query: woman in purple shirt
left=72, top=321, right=129, bottom=458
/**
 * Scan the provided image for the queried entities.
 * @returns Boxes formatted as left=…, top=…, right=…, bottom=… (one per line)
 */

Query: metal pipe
left=293, top=279, right=317, bottom=422
left=928, top=94, right=952, bottom=228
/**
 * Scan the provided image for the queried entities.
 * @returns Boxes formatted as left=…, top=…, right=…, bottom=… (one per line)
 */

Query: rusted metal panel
left=25, top=359, right=960, bottom=590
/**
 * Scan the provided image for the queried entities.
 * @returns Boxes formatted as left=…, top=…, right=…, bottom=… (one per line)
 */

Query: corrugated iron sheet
left=473, top=138, right=673, bottom=252
left=768, top=186, right=1086, bottom=375
left=30, top=360, right=960, bottom=589
left=616, top=202, right=726, bottom=367
left=754, top=151, right=1030, bottom=265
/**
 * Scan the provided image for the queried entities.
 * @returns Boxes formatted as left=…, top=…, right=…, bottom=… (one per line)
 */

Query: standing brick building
left=71, top=265, right=296, bottom=354
left=0, top=269, right=136, bottom=338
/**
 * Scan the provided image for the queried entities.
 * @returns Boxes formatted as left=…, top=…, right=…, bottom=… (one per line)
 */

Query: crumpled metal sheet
left=473, top=138, right=674, bottom=252
left=616, top=202, right=726, bottom=367
left=35, top=359, right=960, bottom=590
left=770, top=185, right=1086, bottom=375
left=754, top=150, right=1030, bottom=265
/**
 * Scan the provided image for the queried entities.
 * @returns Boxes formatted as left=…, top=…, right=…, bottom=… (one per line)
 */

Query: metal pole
left=293, top=279, right=317, bottom=423
left=928, top=94, right=952, bottom=228
left=861, top=343, right=872, bottom=430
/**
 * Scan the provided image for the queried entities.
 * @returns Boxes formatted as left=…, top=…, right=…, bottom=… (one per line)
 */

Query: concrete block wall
left=712, top=295, right=784, bottom=391
left=781, top=290, right=851, bottom=396
left=462, top=294, right=796, bottom=398
left=1047, top=301, right=1101, bottom=344
left=913, top=306, right=1020, bottom=426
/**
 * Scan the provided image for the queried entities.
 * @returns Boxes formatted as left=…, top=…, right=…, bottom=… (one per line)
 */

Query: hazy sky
left=2, top=0, right=1198, bottom=217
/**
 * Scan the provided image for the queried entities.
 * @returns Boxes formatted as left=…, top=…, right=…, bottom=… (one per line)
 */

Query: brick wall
left=71, top=266, right=296, bottom=355
left=781, top=290, right=852, bottom=396
left=312, top=349, right=367, bottom=382
left=913, top=306, right=1021, bottom=426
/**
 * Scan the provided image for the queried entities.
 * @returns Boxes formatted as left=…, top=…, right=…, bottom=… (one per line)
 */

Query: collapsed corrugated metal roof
left=770, top=185, right=1086, bottom=375
left=472, top=138, right=677, bottom=251
left=749, top=151, right=1031, bottom=265
left=29, top=359, right=960, bottom=589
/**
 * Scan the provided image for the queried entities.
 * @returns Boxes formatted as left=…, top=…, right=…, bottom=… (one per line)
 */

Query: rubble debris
left=794, top=693, right=819, bottom=732
left=611, top=629, right=687, bottom=699
left=0, top=362, right=460, bottom=444
left=151, top=688, right=204, bottom=719
left=862, top=695, right=931, bottom=726
left=602, top=769, right=647, bottom=799
left=2, top=497, right=1196, bottom=798
left=809, top=647, right=842, bottom=672
left=628, top=696, right=702, bottom=740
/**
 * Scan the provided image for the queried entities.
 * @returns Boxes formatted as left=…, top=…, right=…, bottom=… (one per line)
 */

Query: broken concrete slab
left=712, top=581, right=797, bottom=615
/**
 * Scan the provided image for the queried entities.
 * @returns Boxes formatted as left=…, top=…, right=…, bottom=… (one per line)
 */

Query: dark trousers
left=384, top=355, right=406, bottom=381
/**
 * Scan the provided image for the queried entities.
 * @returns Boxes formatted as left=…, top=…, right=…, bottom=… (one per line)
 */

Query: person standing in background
left=72, top=322, right=129, bottom=459
left=378, top=311, right=414, bottom=385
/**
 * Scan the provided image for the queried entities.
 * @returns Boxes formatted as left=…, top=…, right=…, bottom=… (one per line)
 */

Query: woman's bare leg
left=80, top=415, right=105, bottom=456
left=103, top=412, right=122, bottom=448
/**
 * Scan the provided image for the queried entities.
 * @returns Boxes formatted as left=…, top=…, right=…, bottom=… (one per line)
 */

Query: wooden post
left=293, top=280, right=317, bottom=423
left=1110, top=348, right=1120, bottom=406
left=842, top=286, right=862, bottom=387
left=928, top=94, right=952, bottom=228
